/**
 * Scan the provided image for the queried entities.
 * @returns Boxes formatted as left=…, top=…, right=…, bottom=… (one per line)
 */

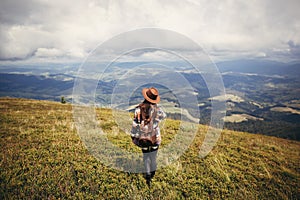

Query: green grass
left=0, top=98, right=299, bottom=199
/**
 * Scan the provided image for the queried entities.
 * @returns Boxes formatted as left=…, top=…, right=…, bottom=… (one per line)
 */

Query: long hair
left=139, top=99, right=157, bottom=125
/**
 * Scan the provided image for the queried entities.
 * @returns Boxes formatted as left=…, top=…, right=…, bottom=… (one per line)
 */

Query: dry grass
left=0, top=98, right=299, bottom=199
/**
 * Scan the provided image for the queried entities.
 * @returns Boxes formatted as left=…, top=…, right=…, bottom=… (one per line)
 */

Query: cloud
left=288, top=40, right=300, bottom=57
left=0, top=0, right=299, bottom=63
left=34, top=48, right=64, bottom=58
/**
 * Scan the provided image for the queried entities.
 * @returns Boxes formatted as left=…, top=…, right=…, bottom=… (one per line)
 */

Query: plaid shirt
left=132, top=105, right=166, bottom=145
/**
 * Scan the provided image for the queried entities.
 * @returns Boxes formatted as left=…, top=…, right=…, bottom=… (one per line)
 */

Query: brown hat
left=142, top=87, right=160, bottom=104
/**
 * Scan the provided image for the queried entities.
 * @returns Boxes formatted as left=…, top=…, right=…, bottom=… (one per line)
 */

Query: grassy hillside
left=0, top=98, right=299, bottom=199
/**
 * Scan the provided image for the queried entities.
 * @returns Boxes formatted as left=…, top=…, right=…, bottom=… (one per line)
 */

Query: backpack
left=131, top=103, right=158, bottom=147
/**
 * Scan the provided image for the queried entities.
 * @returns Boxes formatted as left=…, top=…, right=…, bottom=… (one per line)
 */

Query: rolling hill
left=1, top=59, right=300, bottom=141
left=0, top=98, right=299, bottom=199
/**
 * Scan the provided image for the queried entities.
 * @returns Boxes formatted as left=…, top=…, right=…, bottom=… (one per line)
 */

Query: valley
left=1, top=59, right=299, bottom=140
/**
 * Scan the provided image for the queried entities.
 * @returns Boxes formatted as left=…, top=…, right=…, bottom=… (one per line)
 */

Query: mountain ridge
left=1, top=59, right=300, bottom=141
left=1, top=69, right=300, bottom=141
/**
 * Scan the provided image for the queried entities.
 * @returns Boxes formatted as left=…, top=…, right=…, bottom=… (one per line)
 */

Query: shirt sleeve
left=155, top=106, right=167, bottom=122
left=132, top=107, right=141, bottom=126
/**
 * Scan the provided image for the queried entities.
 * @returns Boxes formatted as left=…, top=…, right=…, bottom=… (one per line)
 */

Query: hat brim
left=142, top=88, right=160, bottom=104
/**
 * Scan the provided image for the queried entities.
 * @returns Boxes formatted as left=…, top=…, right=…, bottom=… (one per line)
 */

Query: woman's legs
left=149, top=148, right=158, bottom=174
left=142, top=147, right=158, bottom=186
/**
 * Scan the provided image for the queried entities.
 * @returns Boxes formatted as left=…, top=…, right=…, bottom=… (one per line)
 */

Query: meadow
left=0, top=98, right=299, bottom=199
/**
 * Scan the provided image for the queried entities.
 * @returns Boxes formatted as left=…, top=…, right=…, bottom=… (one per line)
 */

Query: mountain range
left=1, top=59, right=299, bottom=140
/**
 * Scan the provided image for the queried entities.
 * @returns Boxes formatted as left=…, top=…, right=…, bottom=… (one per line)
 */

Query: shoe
left=145, top=174, right=151, bottom=187
left=146, top=178, right=151, bottom=187
left=150, top=171, right=156, bottom=178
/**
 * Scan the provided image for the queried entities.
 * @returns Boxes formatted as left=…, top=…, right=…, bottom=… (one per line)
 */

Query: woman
left=131, top=87, right=166, bottom=187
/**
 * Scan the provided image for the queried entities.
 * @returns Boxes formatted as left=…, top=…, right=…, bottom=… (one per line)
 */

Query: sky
left=0, top=0, right=300, bottom=65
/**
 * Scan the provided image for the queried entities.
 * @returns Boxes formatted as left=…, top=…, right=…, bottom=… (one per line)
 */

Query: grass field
left=0, top=98, right=299, bottom=199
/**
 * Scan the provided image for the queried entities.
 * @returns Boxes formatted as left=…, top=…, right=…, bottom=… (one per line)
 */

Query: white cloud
left=0, top=0, right=299, bottom=63
left=35, top=48, right=64, bottom=57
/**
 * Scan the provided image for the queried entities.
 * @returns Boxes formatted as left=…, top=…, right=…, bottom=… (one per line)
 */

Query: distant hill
left=0, top=73, right=74, bottom=101
left=0, top=98, right=299, bottom=199
left=1, top=59, right=300, bottom=141
left=217, top=59, right=300, bottom=78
